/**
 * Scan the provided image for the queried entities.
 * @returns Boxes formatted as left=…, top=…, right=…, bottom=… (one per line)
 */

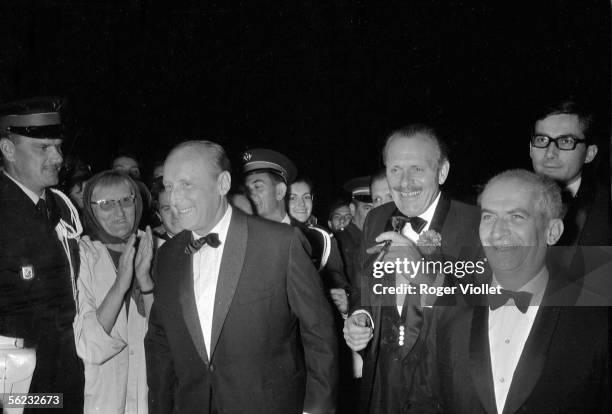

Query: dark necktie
left=185, top=233, right=221, bottom=254
left=36, top=198, right=49, bottom=220
left=489, top=289, right=533, bottom=313
left=392, top=215, right=427, bottom=234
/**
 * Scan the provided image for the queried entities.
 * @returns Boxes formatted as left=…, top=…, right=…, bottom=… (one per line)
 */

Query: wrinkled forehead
left=386, top=134, right=441, bottom=165
left=164, top=149, right=216, bottom=181
left=480, top=179, right=538, bottom=213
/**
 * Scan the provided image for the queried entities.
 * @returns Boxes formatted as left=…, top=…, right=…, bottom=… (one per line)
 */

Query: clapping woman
left=73, top=170, right=154, bottom=414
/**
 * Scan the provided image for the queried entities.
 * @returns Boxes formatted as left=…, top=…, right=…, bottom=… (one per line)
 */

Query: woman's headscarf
left=82, top=170, right=143, bottom=244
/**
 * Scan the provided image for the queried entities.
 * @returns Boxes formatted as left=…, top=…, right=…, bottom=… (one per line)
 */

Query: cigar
left=374, top=239, right=393, bottom=262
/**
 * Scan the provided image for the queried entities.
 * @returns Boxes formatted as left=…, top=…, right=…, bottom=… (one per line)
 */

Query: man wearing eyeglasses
left=529, top=100, right=610, bottom=246
left=0, top=97, right=84, bottom=412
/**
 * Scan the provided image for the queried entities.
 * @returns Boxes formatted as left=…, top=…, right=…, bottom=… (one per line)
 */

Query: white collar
left=192, top=205, right=233, bottom=245
left=3, top=170, right=44, bottom=204
left=281, top=214, right=292, bottom=225
left=566, top=176, right=582, bottom=197
left=419, top=191, right=441, bottom=222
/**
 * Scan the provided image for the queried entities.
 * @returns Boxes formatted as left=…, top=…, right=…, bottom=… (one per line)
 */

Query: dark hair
left=292, top=176, right=315, bottom=194
left=382, top=123, right=450, bottom=167
left=533, top=99, right=595, bottom=143
left=328, top=198, right=350, bottom=220
left=370, top=168, right=386, bottom=187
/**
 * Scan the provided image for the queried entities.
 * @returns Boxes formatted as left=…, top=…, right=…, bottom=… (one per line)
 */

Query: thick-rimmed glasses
left=90, top=194, right=136, bottom=211
left=530, top=134, right=587, bottom=151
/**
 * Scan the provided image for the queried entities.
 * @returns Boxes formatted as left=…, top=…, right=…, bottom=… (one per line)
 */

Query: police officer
left=242, top=149, right=350, bottom=308
left=0, top=98, right=84, bottom=412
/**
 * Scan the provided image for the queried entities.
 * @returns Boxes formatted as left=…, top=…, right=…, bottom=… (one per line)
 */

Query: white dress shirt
left=396, top=192, right=441, bottom=314
left=488, top=268, right=548, bottom=414
left=192, top=205, right=232, bottom=358
left=566, top=176, right=582, bottom=197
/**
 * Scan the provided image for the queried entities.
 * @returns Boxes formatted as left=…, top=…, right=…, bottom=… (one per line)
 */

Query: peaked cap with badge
left=0, top=96, right=65, bottom=139
left=343, top=175, right=372, bottom=203
left=241, top=148, right=298, bottom=184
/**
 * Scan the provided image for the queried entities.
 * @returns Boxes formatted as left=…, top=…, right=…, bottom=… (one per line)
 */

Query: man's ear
left=546, top=218, right=564, bottom=245
left=0, top=137, right=15, bottom=162
left=584, top=144, right=598, bottom=164
left=438, top=160, right=450, bottom=185
left=275, top=182, right=287, bottom=201
left=349, top=202, right=356, bottom=217
left=217, top=170, right=232, bottom=196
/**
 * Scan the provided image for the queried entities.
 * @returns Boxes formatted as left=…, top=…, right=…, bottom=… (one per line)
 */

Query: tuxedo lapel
left=397, top=294, right=423, bottom=359
left=177, top=232, right=209, bottom=363
left=428, top=192, right=450, bottom=234
left=469, top=306, right=497, bottom=414
left=210, top=211, right=247, bottom=359
left=502, top=306, right=560, bottom=414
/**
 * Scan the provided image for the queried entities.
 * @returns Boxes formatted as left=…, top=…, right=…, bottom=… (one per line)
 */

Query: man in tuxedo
left=145, top=141, right=337, bottom=414
left=343, top=124, right=482, bottom=414
left=407, top=169, right=608, bottom=414
left=529, top=99, right=610, bottom=246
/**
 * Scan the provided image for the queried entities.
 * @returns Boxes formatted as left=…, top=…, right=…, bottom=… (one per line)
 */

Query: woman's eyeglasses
left=90, top=194, right=136, bottom=211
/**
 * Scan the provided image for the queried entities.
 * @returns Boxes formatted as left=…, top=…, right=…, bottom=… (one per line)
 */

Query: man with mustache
left=529, top=99, right=610, bottom=246
left=343, top=124, right=482, bottom=414
left=0, top=98, right=84, bottom=412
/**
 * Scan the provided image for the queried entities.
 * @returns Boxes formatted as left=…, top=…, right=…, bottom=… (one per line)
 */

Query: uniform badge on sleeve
left=21, top=265, right=35, bottom=281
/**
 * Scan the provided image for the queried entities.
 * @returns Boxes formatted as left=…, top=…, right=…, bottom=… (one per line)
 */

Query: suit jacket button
left=209, top=363, right=215, bottom=373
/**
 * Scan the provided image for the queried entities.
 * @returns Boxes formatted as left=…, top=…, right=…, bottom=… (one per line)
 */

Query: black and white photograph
left=0, top=1, right=610, bottom=413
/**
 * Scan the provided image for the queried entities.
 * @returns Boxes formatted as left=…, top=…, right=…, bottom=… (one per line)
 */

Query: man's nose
left=490, top=217, right=509, bottom=239
left=544, top=142, right=559, bottom=159
left=49, top=145, right=63, bottom=163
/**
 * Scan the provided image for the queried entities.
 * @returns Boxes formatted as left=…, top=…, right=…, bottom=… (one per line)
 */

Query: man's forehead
left=481, top=180, right=537, bottom=211
left=535, top=113, right=584, bottom=137
left=245, top=171, right=273, bottom=184
left=331, top=206, right=350, bottom=215
left=386, top=134, right=440, bottom=162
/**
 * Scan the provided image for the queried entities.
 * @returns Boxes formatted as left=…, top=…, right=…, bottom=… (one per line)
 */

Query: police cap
left=241, top=148, right=298, bottom=184
left=0, top=97, right=64, bottom=139
left=343, top=176, right=372, bottom=203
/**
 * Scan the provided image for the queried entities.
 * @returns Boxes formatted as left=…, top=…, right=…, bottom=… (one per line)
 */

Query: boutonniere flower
left=416, top=230, right=442, bottom=256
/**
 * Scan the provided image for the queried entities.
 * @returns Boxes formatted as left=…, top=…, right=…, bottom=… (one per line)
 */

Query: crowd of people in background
left=0, top=96, right=610, bottom=414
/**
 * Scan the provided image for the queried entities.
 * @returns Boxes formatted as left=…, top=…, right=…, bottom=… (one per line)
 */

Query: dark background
left=1, top=0, right=609, bottom=218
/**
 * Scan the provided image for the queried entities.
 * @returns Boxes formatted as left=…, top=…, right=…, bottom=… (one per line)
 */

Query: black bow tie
left=185, top=233, right=221, bottom=254
left=392, top=215, right=427, bottom=234
left=489, top=289, right=533, bottom=313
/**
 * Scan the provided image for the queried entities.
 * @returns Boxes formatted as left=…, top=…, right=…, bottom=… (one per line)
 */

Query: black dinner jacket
left=145, top=208, right=338, bottom=414
left=407, top=278, right=609, bottom=414
left=349, top=192, right=483, bottom=414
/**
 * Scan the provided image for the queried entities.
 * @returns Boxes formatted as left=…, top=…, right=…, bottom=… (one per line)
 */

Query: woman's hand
left=116, top=234, right=136, bottom=293
left=135, top=226, right=154, bottom=290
